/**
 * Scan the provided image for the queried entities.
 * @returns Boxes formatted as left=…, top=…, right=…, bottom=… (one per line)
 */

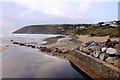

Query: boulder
left=82, top=43, right=87, bottom=47
left=52, top=48, right=58, bottom=52
left=19, top=43, right=25, bottom=46
left=45, top=48, right=51, bottom=52
left=31, top=45, right=35, bottom=48
left=114, top=59, right=120, bottom=68
left=13, top=42, right=19, bottom=44
left=83, top=48, right=88, bottom=53
left=106, top=48, right=116, bottom=55
left=92, top=51, right=101, bottom=58
left=106, top=57, right=117, bottom=64
left=57, top=49, right=63, bottom=54
left=99, top=53, right=109, bottom=61
left=85, top=50, right=92, bottom=55
left=84, top=41, right=94, bottom=46
left=39, top=47, right=47, bottom=52
left=101, top=47, right=107, bottom=53
left=89, top=46, right=99, bottom=51
left=90, top=42, right=98, bottom=46
left=79, top=46, right=84, bottom=52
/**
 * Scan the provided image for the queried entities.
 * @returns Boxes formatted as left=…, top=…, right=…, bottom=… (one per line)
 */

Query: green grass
left=65, top=26, right=120, bottom=38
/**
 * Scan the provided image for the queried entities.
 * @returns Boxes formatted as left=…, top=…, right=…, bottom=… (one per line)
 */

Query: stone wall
left=67, top=50, right=120, bottom=78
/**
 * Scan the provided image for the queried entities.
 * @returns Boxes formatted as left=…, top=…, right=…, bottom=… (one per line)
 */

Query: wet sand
left=2, top=34, right=86, bottom=78
left=2, top=44, right=84, bottom=78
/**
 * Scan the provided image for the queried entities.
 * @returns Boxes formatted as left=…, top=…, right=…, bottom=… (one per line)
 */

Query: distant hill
left=13, top=25, right=64, bottom=34
left=13, top=20, right=120, bottom=37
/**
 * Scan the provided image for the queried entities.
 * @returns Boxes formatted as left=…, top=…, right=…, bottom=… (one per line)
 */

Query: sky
left=0, top=0, right=119, bottom=34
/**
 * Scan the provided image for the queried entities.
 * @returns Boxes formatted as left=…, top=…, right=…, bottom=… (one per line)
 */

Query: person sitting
left=105, top=36, right=113, bottom=48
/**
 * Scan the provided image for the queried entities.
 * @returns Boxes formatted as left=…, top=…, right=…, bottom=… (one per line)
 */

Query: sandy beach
left=43, top=36, right=65, bottom=45
left=77, top=35, right=119, bottom=43
left=1, top=34, right=120, bottom=78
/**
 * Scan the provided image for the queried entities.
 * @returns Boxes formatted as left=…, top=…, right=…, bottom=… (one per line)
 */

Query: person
left=90, top=33, right=95, bottom=37
left=105, top=36, right=113, bottom=47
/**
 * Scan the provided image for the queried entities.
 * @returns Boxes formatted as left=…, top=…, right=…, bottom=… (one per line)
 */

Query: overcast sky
left=0, top=0, right=119, bottom=34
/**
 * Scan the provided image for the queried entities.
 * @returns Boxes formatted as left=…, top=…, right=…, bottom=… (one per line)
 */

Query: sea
left=0, top=34, right=91, bottom=79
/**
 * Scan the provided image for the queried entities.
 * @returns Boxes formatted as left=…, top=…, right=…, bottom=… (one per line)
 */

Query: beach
left=2, top=34, right=89, bottom=78
left=77, top=35, right=119, bottom=42
left=1, top=34, right=120, bottom=78
left=40, top=34, right=120, bottom=78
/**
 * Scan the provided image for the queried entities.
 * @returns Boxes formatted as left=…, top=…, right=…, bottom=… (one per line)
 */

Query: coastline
left=40, top=35, right=120, bottom=78
left=2, top=34, right=88, bottom=78
left=2, top=34, right=120, bottom=78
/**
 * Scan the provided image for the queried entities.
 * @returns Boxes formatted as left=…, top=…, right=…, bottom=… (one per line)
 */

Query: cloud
left=1, top=1, right=94, bottom=34
left=12, top=0, right=93, bottom=17
left=79, top=0, right=93, bottom=14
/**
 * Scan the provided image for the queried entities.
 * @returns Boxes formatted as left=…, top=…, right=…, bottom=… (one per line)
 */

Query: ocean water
left=1, top=34, right=89, bottom=79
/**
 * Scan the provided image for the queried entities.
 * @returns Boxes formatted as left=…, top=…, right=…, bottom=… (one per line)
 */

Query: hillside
left=13, top=25, right=63, bottom=34
left=13, top=20, right=120, bottom=38
left=65, top=26, right=120, bottom=38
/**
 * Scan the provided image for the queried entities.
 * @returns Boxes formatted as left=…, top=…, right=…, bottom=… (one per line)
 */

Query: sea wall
left=66, top=50, right=120, bottom=78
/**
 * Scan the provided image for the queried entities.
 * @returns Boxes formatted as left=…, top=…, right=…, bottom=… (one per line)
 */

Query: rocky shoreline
left=10, top=35, right=120, bottom=78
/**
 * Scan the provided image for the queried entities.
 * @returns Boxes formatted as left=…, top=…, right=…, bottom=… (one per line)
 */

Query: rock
left=83, top=48, right=88, bottom=53
left=85, top=50, right=92, bottom=55
left=40, top=47, right=47, bottom=52
left=52, top=48, right=58, bottom=53
left=92, top=51, right=101, bottom=58
left=89, top=46, right=99, bottom=51
left=31, top=45, right=35, bottom=48
left=67, top=38, right=73, bottom=41
left=27, top=44, right=32, bottom=47
left=101, top=47, right=107, bottom=53
left=57, top=49, right=63, bottom=54
left=82, top=43, right=87, bottom=47
left=13, top=42, right=19, bottom=44
left=45, top=48, right=51, bottom=52
left=107, top=42, right=115, bottom=48
left=11, top=40, right=13, bottom=42
left=79, top=46, right=84, bottom=52
left=99, top=53, right=109, bottom=61
left=36, top=47, right=39, bottom=49
left=90, top=42, right=97, bottom=46
left=106, top=48, right=116, bottom=55
left=114, top=59, right=120, bottom=68
left=106, top=57, right=117, bottom=64
left=19, top=43, right=25, bottom=46
left=84, top=41, right=94, bottom=46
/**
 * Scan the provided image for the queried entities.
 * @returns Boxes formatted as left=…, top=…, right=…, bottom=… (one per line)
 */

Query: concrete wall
left=67, top=50, right=120, bottom=78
